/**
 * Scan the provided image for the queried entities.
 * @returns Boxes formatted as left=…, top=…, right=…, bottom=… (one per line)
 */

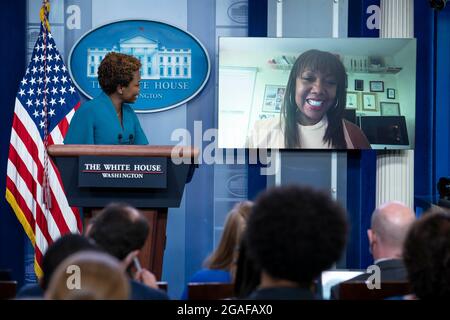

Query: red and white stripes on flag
left=5, top=2, right=82, bottom=277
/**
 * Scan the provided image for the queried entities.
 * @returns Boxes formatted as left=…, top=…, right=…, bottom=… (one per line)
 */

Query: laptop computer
left=318, top=269, right=365, bottom=300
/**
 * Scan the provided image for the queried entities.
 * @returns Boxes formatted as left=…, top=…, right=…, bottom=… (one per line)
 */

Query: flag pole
left=41, top=0, right=52, bottom=210
left=39, top=0, right=51, bottom=32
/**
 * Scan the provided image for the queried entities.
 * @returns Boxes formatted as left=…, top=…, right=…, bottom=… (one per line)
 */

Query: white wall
left=394, top=40, right=417, bottom=148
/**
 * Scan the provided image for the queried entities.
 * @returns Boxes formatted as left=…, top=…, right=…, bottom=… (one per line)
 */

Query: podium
left=48, top=145, right=198, bottom=279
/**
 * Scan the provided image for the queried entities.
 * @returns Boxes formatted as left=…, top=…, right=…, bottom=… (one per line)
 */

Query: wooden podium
left=48, top=145, right=198, bottom=280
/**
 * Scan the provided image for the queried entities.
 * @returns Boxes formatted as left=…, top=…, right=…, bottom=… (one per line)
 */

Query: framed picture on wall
left=262, top=85, right=286, bottom=112
left=370, top=81, right=384, bottom=92
left=354, top=79, right=364, bottom=91
left=346, top=91, right=360, bottom=110
left=380, top=102, right=400, bottom=116
left=362, top=93, right=377, bottom=111
left=387, top=88, right=396, bottom=99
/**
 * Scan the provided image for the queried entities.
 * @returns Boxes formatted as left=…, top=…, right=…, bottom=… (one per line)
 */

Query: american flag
left=5, top=4, right=82, bottom=277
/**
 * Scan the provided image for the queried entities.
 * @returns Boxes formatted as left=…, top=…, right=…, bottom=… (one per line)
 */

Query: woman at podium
left=64, top=52, right=148, bottom=145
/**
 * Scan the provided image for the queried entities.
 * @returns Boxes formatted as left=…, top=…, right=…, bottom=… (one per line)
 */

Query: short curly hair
left=97, top=52, right=141, bottom=94
left=41, top=234, right=99, bottom=290
left=246, top=185, right=348, bottom=287
left=403, top=208, right=450, bottom=299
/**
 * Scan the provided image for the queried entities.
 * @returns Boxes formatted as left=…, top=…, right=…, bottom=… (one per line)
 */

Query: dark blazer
left=330, top=259, right=408, bottom=299
left=247, top=287, right=318, bottom=300
left=129, top=280, right=170, bottom=300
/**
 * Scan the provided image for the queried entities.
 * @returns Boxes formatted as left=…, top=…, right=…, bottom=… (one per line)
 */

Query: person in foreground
left=46, top=251, right=130, bottom=300
left=402, top=207, right=450, bottom=299
left=247, top=49, right=370, bottom=149
left=86, top=203, right=169, bottom=300
left=245, top=185, right=348, bottom=299
left=330, top=201, right=415, bottom=299
left=64, top=52, right=148, bottom=145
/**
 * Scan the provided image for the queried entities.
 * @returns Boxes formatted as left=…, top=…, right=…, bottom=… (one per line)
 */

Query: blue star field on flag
left=17, top=30, right=79, bottom=139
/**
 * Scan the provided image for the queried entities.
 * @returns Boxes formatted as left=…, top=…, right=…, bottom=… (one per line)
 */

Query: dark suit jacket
left=330, top=259, right=408, bottom=300
left=248, top=287, right=318, bottom=300
left=129, top=280, right=170, bottom=300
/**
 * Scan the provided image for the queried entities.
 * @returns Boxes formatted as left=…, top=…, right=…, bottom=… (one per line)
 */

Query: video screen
left=218, top=38, right=416, bottom=150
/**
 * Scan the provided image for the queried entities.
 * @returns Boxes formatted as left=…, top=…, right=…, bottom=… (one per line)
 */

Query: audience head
left=368, top=201, right=415, bottom=261
left=46, top=251, right=130, bottom=300
left=403, top=208, right=450, bottom=299
left=246, top=185, right=348, bottom=288
left=41, top=233, right=99, bottom=291
left=87, top=203, right=149, bottom=261
left=205, top=201, right=253, bottom=276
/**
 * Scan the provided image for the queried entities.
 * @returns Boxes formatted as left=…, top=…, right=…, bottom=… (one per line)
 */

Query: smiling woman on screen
left=247, top=49, right=370, bottom=149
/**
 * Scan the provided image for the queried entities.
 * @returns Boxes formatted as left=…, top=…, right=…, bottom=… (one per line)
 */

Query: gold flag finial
left=39, top=0, right=51, bottom=32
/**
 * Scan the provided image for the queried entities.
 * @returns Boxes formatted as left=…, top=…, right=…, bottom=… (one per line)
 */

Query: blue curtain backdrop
left=434, top=5, right=450, bottom=195
left=346, top=0, right=379, bottom=269
left=0, top=0, right=27, bottom=287
left=412, top=0, right=437, bottom=203
left=247, top=0, right=268, bottom=201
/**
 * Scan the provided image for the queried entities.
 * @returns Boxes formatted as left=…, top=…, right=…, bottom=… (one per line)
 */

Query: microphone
left=129, top=134, right=134, bottom=145
left=118, top=133, right=123, bottom=144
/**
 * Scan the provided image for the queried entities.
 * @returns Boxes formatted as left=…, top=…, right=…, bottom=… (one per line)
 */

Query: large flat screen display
left=218, top=38, right=416, bottom=150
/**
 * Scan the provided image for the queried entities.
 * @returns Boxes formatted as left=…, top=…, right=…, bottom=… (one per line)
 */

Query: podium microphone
left=129, top=134, right=134, bottom=145
left=118, top=133, right=123, bottom=144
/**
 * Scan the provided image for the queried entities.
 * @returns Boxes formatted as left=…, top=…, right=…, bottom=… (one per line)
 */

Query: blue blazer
left=180, top=269, right=232, bottom=300
left=64, top=92, right=148, bottom=145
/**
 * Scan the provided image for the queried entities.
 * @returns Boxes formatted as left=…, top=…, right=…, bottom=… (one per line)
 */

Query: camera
left=428, top=0, right=447, bottom=10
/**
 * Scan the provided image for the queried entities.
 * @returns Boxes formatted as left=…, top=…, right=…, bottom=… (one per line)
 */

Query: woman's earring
left=333, top=100, right=339, bottom=109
